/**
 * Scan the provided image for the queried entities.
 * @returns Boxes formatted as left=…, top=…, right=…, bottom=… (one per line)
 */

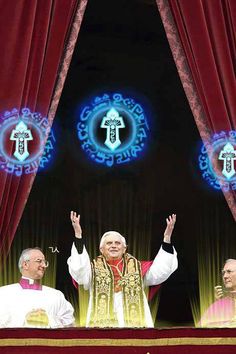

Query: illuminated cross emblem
left=100, top=108, right=125, bottom=151
left=218, top=142, right=236, bottom=179
left=10, top=121, right=33, bottom=161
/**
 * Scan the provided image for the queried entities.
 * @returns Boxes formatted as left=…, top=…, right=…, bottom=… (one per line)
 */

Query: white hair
left=99, top=231, right=127, bottom=248
left=224, top=259, right=236, bottom=265
left=18, top=247, right=43, bottom=273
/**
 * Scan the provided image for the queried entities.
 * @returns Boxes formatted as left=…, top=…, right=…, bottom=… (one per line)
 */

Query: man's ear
left=22, top=261, right=29, bottom=270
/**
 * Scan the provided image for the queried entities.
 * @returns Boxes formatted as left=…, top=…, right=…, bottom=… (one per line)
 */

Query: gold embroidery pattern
left=121, top=255, right=145, bottom=327
left=89, top=254, right=146, bottom=327
left=89, top=257, right=118, bottom=327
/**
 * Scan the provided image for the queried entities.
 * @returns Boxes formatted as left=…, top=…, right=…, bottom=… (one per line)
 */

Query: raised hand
left=163, top=214, right=176, bottom=243
left=70, top=211, right=82, bottom=238
left=214, top=285, right=224, bottom=300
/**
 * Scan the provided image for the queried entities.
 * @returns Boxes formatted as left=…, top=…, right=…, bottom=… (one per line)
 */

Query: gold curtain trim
left=1, top=337, right=236, bottom=347
left=156, top=0, right=236, bottom=220
left=47, top=0, right=88, bottom=123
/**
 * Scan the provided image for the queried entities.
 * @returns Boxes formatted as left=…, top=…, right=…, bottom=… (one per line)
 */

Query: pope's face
left=222, top=260, right=236, bottom=291
left=21, top=249, right=47, bottom=280
left=100, top=234, right=126, bottom=261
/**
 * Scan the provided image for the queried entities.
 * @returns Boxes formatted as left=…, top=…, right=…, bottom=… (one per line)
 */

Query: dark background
left=13, top=0, right=236, bottom=326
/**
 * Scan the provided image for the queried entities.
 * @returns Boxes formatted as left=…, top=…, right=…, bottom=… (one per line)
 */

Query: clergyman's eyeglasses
left=27, top=259, right=49, bottom=267
left=221, top=269, right=236, bottom=276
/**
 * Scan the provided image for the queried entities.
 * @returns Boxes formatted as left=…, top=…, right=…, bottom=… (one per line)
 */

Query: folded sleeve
left=54, top=291, right=75, bottom=328
left=143, top=245, right=178, bottom=286
left=67, top=242, right=92, bottom=290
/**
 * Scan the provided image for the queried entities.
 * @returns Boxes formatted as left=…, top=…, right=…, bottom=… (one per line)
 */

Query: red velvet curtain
left=0, top=0, right=88, bottom=258
left=156, top=0, right=236, bottom=220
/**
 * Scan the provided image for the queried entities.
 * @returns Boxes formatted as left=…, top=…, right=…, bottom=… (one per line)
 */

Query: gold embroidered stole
left=89, top=253, right=146, bottom=327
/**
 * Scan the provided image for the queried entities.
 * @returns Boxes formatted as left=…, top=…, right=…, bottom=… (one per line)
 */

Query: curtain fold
left=156, top=0, right=236, bottom=220
left=0, top=0, right=88, bottom=258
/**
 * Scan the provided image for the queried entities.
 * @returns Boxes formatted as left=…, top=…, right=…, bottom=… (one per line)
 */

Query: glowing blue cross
left=100, top=108, right=125, bottom=151
left=218, top=142, right=236, bottom=179
left=10, top=121, right=33, bottom=161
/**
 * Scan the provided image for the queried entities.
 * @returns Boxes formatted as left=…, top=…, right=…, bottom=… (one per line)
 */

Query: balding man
left=200, top=259, right=236, bottom=327
left=67, top=212, right=178, bottom=328
left=0, top=247, right=74, bottom=328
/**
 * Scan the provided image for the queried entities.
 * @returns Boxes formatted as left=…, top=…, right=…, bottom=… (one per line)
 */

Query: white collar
left=21, top=276, right=35, bottom=285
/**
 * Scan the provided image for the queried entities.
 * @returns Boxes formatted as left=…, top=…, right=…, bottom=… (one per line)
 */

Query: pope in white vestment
left=68, top=242, right=177, bottom=327
left=68, top=212, right=178, bottom=328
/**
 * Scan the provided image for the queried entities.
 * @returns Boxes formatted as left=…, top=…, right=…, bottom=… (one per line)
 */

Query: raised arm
left=144, top=214, right=178, bottom=286
left=67, top=212, right=91, bottom=289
